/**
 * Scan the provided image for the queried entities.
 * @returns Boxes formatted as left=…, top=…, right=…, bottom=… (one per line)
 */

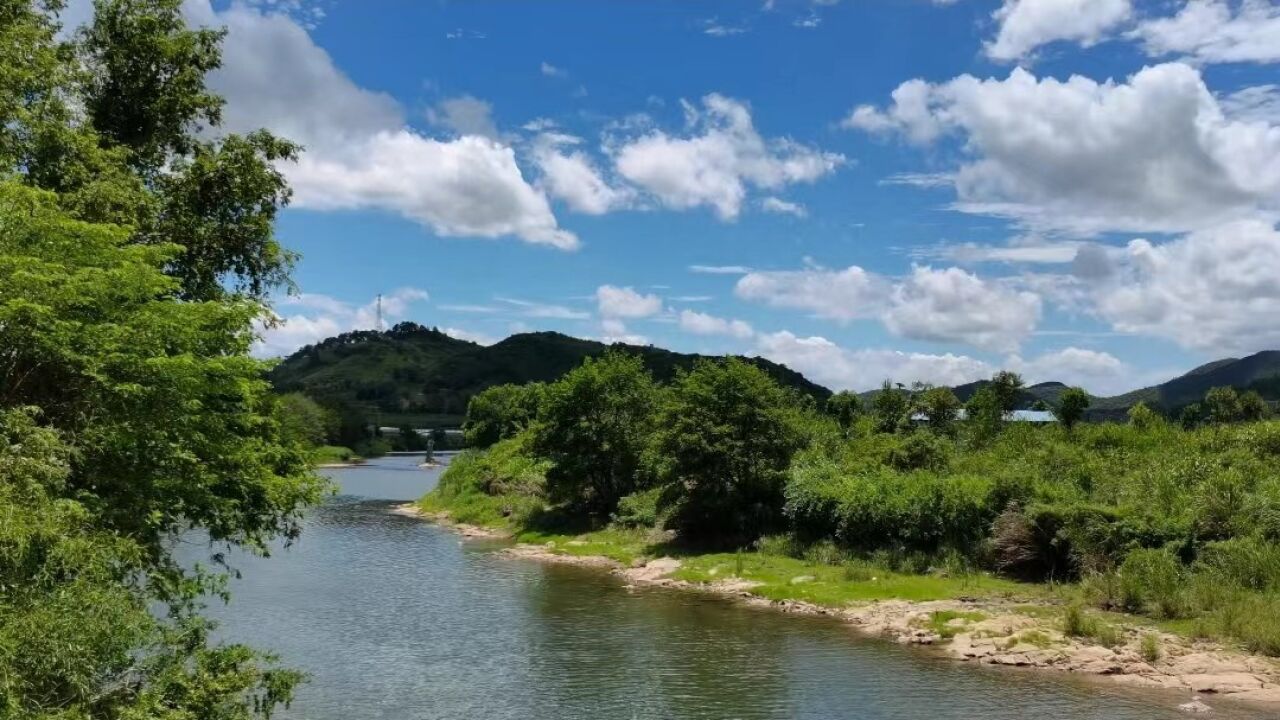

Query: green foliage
left=964, top=386, right=1006, bottom=443
left=420, top=433, right=548, bottom=529
left=1118, top=548, right=1187, bottom=618
left=872, top=381, right=909, bottom=434
left=463, top=382, right=545, bottom=448
left=1127, top=401, right=1161, bottom=429
left=276, top=392, right=336, bottom=449
left=0, top=3, right=328, bottom=714
left=269, top=327, right=830, bottom=440
left=613, top=487, right=664, bottom=529
left=1140, top=633, right=1162, bottom=663
left=825, top=390, right=862, bottom=434
left=1054, top=387, right=1090, bottom=429
left=915, top=387, right=961, bottom=434
left=885, top=431, right=952, bottom=472
left=655, top=359, right=808, bottom=545
left=534, top=351, right=658, bottom=517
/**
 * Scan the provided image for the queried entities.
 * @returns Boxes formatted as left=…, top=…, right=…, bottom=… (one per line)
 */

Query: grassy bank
left=312, top=444, right=361, bottom=465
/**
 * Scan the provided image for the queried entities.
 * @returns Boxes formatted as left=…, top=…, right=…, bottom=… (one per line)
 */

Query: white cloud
left=442, top=327, right=500, bottom=346
left=986, top=0, right=1132, bottom=62
left=1134, top=0, right=1280, bottom=65
left=600, top=318, right=649, bottom=345
left=540, top=61, right=566, bottom=77
left=760, top=196, right=807, bottom=217
left=754, top=331, right=994, bottom=391
left=914, top=240, right=1083, bottom=264
left=883, top=266, right=1042, bottom=352
left=735, top=265, right=888, bottom=322
left=184, top=1, right=577, bottom=250
left=255, top=288, right=429, bottom=357
left=533, top=134, right=632, bottom=215
left=1084, top=220, right=1280, bottom=353
left=613, top=94, right=843, bottom=220
left=678, top=310, right=755, bottom=339
left=737, top=263, right=1042, bottom=352
left=689, top=264, right=753, bottom=274
left=1006, top=347, right=1127, bottom=393
left=426, top=95, right=500, bottom=140
left=596, top=285, right=663, bottom=319
left=496, top=297, right=590, bottom=320
left=845, top=63, right=1280, bottom=235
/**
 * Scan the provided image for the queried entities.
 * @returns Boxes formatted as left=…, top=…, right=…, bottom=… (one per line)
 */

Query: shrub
left=1140, top=633, right=1161, bottom=663
left=613, top=487, right=664, bottom=528
left=1118, top=548, right=1186, bottom=618
left=885, top=432, right=951, bottom=472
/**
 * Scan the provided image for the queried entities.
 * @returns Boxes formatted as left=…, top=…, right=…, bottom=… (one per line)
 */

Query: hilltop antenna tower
left=376, top=294, right=383, bottom=331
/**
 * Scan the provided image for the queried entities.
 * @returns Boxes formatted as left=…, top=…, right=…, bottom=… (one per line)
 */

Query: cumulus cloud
left=426, top=95, right=500, bottom=140
left=678, top=310, right=755, bottom=339
left=182, top=1, right=577, bottom=249
left=255, top=288, right=429, bottom=357
left=737, top=263, right=1041, bottom=352
left=845, top=63, right=1280, bottom=235
left=442, top=327, right=500, bottom=346
left=1134, top=0, right=1280, bottom=65
left=754, top=332, right=994, bottom=391
left=735, top=265, right=888, bottom=322
left=883, top=266, right=1042, bottom=353
left=986, top=0, right=1132, bottom=61
left=1083, top=220, right=1280, bottom=353
left=1006, top=346, right=1129, bottom=393
left=533, top=134, right=632, bottom=215
left=613, top=94, right=844, bottom=220
left=596, top=285, right=663, bottom=319
left=600, top=318, right=649, bottom=345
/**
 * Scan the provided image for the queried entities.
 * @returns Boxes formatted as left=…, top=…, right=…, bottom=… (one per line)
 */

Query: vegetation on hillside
left=425, top=351, right=1280, bottom=655
left=0, top=2, right=327, bottom=716
left=267, top=323, right=832, bottom=438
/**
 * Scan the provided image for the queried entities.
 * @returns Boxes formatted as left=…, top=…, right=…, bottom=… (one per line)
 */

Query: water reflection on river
left=198, top=455, right=1252, bottom=719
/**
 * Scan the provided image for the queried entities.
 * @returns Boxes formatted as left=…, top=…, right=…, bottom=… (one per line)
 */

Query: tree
left=916, top=386, right=962, bottom=434
left=825, top=390, right=862, bottom=434
left=1205, top=386, right=1244, bottom=424
left=276, top=392, right=336, bottom=448
left=654, top=359, right=807, bottom=545
left=1054, top=387, right=1090, bottom=429
left=990, top=371, right=1025, bottom=414
left=872, top=380, right=909, bottom=434
left=965, top=386, right=1005, bottom=442
left=0, top=179, right=326, bottom=717
left=533, top=352, right=658, bottom=516
left=0, top=2, right=325, bottom=713
left=463, top=382, right=545, bottom=448
left=1128, top=400, right=1161, bottom=430
left=1239, top=390, right=1270, bottom=422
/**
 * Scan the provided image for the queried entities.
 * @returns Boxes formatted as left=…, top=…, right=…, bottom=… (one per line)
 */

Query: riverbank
left=400, top=504, right=1280, bottom=712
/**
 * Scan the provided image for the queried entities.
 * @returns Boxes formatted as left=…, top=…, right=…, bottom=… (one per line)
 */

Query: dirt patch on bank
left=390, top=504, right=510, bottom=539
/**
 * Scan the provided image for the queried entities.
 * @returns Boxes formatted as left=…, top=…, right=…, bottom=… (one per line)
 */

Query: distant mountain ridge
left=857, top=352, right=1280, bottom=419
left=269, top=323, right=830, bottom=427
left=270, top=324, right=1280, bottom=426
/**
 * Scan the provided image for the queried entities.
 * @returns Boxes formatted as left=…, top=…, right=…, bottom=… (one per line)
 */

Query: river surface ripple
left=198, top=455, right=1257, bottom=720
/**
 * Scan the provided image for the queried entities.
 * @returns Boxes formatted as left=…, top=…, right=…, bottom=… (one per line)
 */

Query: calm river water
left=199, top=454, right=1256, bottom=720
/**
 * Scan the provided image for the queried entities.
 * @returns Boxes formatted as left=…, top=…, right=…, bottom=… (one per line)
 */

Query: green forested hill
left=1091, top=350, right=1280, bottom=416
left=269, top=323, right=831, bottom=427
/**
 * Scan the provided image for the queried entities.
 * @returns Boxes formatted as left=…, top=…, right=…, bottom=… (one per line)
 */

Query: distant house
left=910, top=409, right=1057, bottom=424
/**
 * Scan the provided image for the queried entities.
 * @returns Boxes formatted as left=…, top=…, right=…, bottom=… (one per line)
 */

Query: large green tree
left=533, top=352, right=658, bottom=516
left=0, top=1, right=327, bottom=716
left=654, top=359, right=807, bottom=545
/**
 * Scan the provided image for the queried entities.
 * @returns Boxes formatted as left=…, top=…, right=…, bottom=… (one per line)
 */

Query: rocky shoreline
left=405, top=506, right=1280, bottom=714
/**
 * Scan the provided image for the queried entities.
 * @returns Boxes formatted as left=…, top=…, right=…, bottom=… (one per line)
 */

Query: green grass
left=513, top=527, right=659, bottom=565
left=921, top=610, right=988, bottom=639
left=671, top=552, right=1035, bottom=606
left=312, top=445, right=359, bottom=465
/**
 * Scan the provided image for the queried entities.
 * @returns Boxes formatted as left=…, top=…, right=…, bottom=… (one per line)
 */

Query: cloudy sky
left=81, top=0, right=1280, bottom=394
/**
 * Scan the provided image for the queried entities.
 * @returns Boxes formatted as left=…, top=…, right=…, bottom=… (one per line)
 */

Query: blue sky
left=119, top=0, right=1280, bottom=394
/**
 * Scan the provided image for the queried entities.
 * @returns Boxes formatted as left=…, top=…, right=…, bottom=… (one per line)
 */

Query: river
left=198, top=454, right=1253, bottom=719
